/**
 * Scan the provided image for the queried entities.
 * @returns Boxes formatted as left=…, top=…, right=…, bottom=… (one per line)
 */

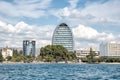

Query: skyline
left=0, top=0, right=120, bottom=50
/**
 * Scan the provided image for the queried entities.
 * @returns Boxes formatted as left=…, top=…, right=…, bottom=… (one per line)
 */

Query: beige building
left=2, top=48, right=13, bottom=59
left=75, top=48, right=90, bottom=58
left=100, top=42, right=120, bottom=56
left=75, top=48, right=99, bottom=58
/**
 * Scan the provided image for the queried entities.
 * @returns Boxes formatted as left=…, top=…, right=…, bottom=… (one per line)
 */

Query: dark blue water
left=0, top=64, right=120, bottom=80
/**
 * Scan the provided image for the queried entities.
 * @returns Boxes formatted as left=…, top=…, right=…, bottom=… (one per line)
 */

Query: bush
left=6, top=56, right=12, bottom=61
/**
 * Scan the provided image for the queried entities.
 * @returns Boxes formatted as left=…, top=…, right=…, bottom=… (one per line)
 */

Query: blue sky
left=0, top=0, right=120, bottom=50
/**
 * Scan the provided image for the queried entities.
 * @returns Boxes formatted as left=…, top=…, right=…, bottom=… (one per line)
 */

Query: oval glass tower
left=52, top=23, right=74, bottom=51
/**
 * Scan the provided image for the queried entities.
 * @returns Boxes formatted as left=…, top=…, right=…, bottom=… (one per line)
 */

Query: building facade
left=75, top=48, right=99, bottom=58
left=23, top=40, right=35, bottom=57
left=75, top=48, right=90, bottom=58
left=100, top=42, right=120, bottom=57
left=52, top=23, right=74, bottom=51
left=2, top=47, right=13, bottom=59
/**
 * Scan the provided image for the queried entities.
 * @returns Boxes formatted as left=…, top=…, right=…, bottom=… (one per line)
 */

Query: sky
left=0, top=0, right=120, bottom=50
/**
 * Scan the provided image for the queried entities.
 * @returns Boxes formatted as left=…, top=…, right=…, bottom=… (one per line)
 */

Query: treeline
left=0, top=46, right=120, bottom=63
left=0, top=45, right=77, bottom=63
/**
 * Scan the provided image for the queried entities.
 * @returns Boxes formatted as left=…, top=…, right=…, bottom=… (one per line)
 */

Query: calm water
left=0, top=64, right=120, bottom=80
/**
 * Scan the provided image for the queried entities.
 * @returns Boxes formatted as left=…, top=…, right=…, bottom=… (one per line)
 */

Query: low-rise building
left=75, top=48, right=90, bottom=58
left=75, top=48, right=99, bottom=58
left=2, top=47, right=13, bottom=59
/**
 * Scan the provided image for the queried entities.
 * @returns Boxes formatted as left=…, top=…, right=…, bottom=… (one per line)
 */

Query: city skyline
left=0, top=0, right=120, bottom=50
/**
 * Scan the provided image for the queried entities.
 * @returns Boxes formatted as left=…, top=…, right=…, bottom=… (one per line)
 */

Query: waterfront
left=0, top=64, right=120, bottom=80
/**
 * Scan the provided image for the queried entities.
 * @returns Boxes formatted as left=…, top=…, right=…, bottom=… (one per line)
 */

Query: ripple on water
left=0, top=64, right=120, bottom=80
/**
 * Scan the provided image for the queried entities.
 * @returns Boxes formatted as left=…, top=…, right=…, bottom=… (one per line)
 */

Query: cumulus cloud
left=73, top=24, right=116, bottom=41
left=73, top=24, right=98, bottom=39
left=73, top=24, right=118, bottom=50
left=0, top=20, right=55, bottom=48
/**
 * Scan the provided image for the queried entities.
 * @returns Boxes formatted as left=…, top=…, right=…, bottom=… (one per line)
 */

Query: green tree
left=67, top=51, right=76, bottom=61
left=6, top=56, right=12, bottom=61
left=13, top=49, right=19, bottom=57
left=39, top=45, right=76, bottom=62
left=86, top=48, right=97, bottom=63
left=23, top=55, right=34, bottom=63
left=0, top=52, right=3, bottom=62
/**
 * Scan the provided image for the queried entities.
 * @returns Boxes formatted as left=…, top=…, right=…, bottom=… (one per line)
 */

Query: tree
left=39, top=45, right=76, bottom=62
left=0, top=52, right=3, bottom=62
left=6, top=56, right=12, bottom=61
left=19, top=50, right=23, bottom=55
left=86, top=48, right=97, bottom=63
left=67, top=51, right=76, bottom=61
left=13, top=49, right=19, bottom=57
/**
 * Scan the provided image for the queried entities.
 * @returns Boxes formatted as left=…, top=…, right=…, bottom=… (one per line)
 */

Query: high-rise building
left=100, top=42, right=120, bottom=56
left=52, top=23, right=74, bottom=51
left=23, top=40, right=35, bottom=57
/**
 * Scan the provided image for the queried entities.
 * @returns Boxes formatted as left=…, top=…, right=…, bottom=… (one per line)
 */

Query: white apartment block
left=100, top=42, right=120, bottom=57
left=2, top=48, right=13, bottom=59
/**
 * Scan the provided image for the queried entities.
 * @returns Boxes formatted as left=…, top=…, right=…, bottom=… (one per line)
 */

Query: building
left=23, top=40, right=35, bottom=57
left=52, top=23, right=74, bottom=51
left=75, top=48, right=90, bottom=58
left=75, top=48, right=99, bottom=58
left=100, top=42, right=120, bottom=57
left=2, top=47, right=13, bottom=59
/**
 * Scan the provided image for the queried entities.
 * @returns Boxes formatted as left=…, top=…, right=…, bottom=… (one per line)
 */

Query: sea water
left=0, top=64, right=120, bottom=80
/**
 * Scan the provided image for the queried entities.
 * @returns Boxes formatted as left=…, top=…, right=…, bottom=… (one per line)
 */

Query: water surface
left=0, top=64, right=120, bottom=80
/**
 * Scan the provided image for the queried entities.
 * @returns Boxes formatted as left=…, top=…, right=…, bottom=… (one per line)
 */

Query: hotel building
left=23, top=40, right=35, bottom=57
left=52, top=23, right=74, bottom=51
left=75, top=48, right=99, bottom=58
left=100, top=42, right=120, bottom=57
left=2, top=47, right=13, bottom=59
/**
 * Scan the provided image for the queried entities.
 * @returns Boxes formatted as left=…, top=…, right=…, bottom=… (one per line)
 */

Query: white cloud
left=50, top=0, right=120, bottom=25
left=72, top=24, right=118, bottom=50
left=81, top=0, right=120, bottom=24
left=0, top=20, right=55, bottom=48
left=68, top=0, right=79, bottom=9
left=73, top=24, right=98, bottom=39
left=73, top=24, right=116, bottom=41
left=0, top=0, right=52, bottom=18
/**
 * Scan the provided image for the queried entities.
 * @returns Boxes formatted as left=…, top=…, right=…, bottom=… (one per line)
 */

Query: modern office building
left=23, top=40, right=35, bottom=57
left=52, top=23, right=74, bottom=51
left=100, top=42, right=120, bottom=57
left=2, top=47, right=13, bottom=59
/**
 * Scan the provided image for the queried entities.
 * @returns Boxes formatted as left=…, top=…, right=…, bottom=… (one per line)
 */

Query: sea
left=0, top=63, right=120, bottom=80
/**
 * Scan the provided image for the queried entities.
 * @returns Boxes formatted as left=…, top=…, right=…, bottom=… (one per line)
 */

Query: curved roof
left=52, top=23, right=74, bottom=51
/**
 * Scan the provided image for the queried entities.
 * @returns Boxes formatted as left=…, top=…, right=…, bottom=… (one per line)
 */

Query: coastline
left=0, top=61, right=120, bottom=64
left=99, top=62, right=120, bottom=64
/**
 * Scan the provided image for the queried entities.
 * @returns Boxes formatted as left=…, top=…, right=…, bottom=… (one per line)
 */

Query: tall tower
left=23, top=40, right=35, bottom=57
left=52, top=23, right=74, bottom=51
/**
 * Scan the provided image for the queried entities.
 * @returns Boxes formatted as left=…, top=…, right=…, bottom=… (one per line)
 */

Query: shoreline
left=0, top=61, right=120, bottom=64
